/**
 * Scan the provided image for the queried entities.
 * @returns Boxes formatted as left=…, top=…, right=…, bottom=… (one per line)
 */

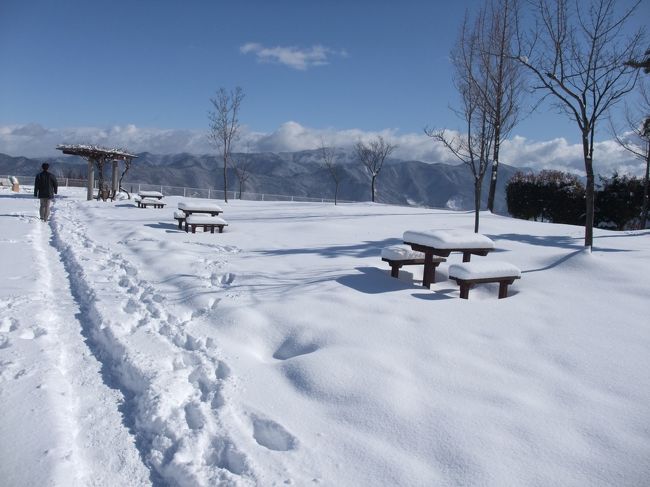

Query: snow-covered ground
left=1, top=186, right=649, bottom=486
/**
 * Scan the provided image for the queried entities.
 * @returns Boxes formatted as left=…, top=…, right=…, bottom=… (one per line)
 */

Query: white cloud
left=0, top=122, right=643, bottom=177
left=499, top=135, right=645, bottom=176
left=240, top=42, right=347, bottom=70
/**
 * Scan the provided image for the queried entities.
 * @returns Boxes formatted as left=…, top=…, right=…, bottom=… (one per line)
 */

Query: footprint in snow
left=211, top=272, right=235, bottom=287
left=18, top=327, right=46, bottom=340
left=0, top=317, right=19, bottom=333
left=123, top=298, right=140, bottom=314
left=207, top=439, right=248, bottom=476
left=273, top=336, right=320, bottom=361
left=216, top=361, right=231, bottom=380
left=251, top=415, right=298, bottom=451
left=184, top=402, right=206, bottom=430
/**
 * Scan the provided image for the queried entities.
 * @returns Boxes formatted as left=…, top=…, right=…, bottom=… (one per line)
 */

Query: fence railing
left=2, top=175, right=358, bottom=204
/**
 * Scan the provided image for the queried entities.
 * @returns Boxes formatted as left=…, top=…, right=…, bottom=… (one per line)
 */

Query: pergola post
left=87, top=159, right=95, bottom=201
left=111, top=160, right=119, bottom=195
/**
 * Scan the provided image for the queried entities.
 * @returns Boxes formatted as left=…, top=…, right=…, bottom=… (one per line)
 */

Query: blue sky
left=0, top=0, right=648, bottom=175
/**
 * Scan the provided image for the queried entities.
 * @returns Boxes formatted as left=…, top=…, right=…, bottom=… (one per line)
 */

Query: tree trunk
left=223, top=153, right=228, bottom=203
left=334, top=183, right=339, bottom=205
left=583, top=132, right=594, bottom=248
left=474, top=179, right=482, bottom=233
left=642, top=139, right=650, bottom=229
left=487, top=140, right=500, bottom=212
left=371, top=176, right=376, bottom=202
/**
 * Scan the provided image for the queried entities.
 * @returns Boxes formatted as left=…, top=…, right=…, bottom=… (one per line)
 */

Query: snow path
left=50, top=199, right=257, bottom=486
left=0, top=201, right=149, bottom=486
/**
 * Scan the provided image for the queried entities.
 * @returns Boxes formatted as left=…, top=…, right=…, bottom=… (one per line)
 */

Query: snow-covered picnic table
left=402, top=229, right=495, bottom=288
left=177, top=201, right=224, bottom=216
left=138, top=190, right=164, bottom=199
left=137, top=197, right=166, bottom=208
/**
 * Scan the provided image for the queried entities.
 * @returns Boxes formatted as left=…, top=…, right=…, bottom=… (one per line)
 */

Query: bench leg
left=462, top=252, right=471, bottom=263
left=459, top=283, right=470, bottom=299
left=177, top=220, right=182, bottom=229
left=498, top=280, right=515, bottom=299
left=191, top=225, right=196, bottom=234
left=210, top=226, right=215, bottom=234
left=218, top=226, right=223, bottom=233
left=390, top=264, right=401, bottom=278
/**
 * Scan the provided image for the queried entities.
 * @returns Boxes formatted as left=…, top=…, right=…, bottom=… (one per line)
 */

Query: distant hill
left=0, top=150, right=522, bottom=214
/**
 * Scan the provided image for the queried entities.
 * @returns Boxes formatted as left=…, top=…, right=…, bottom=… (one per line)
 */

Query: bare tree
left=483, top=0, right=525, bottom=213
left=626, top=48, right=650, bottom=73
left=516, top=0, right=644, bottom=248
left=208, top=87, right=244, bottom=203
left=355, top=136, right=396, bottom=203
left=611, top=80, right=650, bottom=228
left=232, top=151, right=253, bottom=199
left=319, top=139, right=343, bottom=204
left=427, top=10, right=496, bottom=233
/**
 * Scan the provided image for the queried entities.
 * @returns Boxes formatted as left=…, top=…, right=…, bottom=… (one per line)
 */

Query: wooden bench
left=381, top=244, right=446, bottom=280
left=448, top=261, right=521, bottom=299
left=137, top=197, right=166, bottom=208
left=185, top=215, right=228, bottom=234
left=173, top=210, right=186, bottom=229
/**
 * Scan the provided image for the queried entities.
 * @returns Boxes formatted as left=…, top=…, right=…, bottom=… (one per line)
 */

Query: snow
left=403, top=229, right=496, bottom=249
left=178, top=201, right=224, bottom=213
left=448, top=261, right=522, bottom=280
left=1, top=186, right=650, bottom=486
left=139, top=191, right=164, bottom=199
left=381, top=244, right=424, bottom=261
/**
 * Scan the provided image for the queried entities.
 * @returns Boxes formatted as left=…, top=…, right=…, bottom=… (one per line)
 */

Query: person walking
left=34, top=163, right=58, bottom=221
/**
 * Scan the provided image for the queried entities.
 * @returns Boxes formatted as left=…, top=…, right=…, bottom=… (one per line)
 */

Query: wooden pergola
left=56, top=144, right=137, bottom=201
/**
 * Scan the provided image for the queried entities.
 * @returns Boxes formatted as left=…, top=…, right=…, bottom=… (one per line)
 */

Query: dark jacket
left=34, top=170, right=58, bottom=199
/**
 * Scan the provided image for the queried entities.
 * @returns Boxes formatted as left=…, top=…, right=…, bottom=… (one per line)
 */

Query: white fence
left=3, top=174, right=357, bottom=204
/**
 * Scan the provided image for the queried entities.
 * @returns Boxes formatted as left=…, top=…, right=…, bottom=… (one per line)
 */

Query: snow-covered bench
left=178, top=201, right=223, bottom=216
left=138, top=190, right=164, bottom=200
left=137, top=197, right=166, bottom=208
left=448, top=261, right=521, bottom=299
left=381, top=244, right=445, bottom=279
left=403, top=229, right=496, bottom=288
left=185, top=215, right=228, bottom=234
left=173, top=210, right=187, bottom=229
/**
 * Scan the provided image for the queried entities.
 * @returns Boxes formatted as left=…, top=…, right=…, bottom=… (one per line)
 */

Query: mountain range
left=0, top=150, right=522, bottom=214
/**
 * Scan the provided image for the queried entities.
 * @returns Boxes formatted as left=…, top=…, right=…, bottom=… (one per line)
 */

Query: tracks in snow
left=50, top=201, right=258, bottom=486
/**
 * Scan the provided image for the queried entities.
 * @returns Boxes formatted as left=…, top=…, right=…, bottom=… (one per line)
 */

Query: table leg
left=422, top=251, right=435, bottom=288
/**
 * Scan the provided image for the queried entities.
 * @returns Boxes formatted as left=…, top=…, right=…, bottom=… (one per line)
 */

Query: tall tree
left=483, top=0, right=525, bottom=213
left=355, top=136, right=396, bottom=203
left=611, top=79, right=650, bottom=228
left=319, top=139, right=343, bottom=205
left=232, top=152, right=253, bottom=200
left=208, top=87, right=244, bottom=203
left=516, top=0, right=644, bottom=248
left=427, top=10, right=496, bottom=233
